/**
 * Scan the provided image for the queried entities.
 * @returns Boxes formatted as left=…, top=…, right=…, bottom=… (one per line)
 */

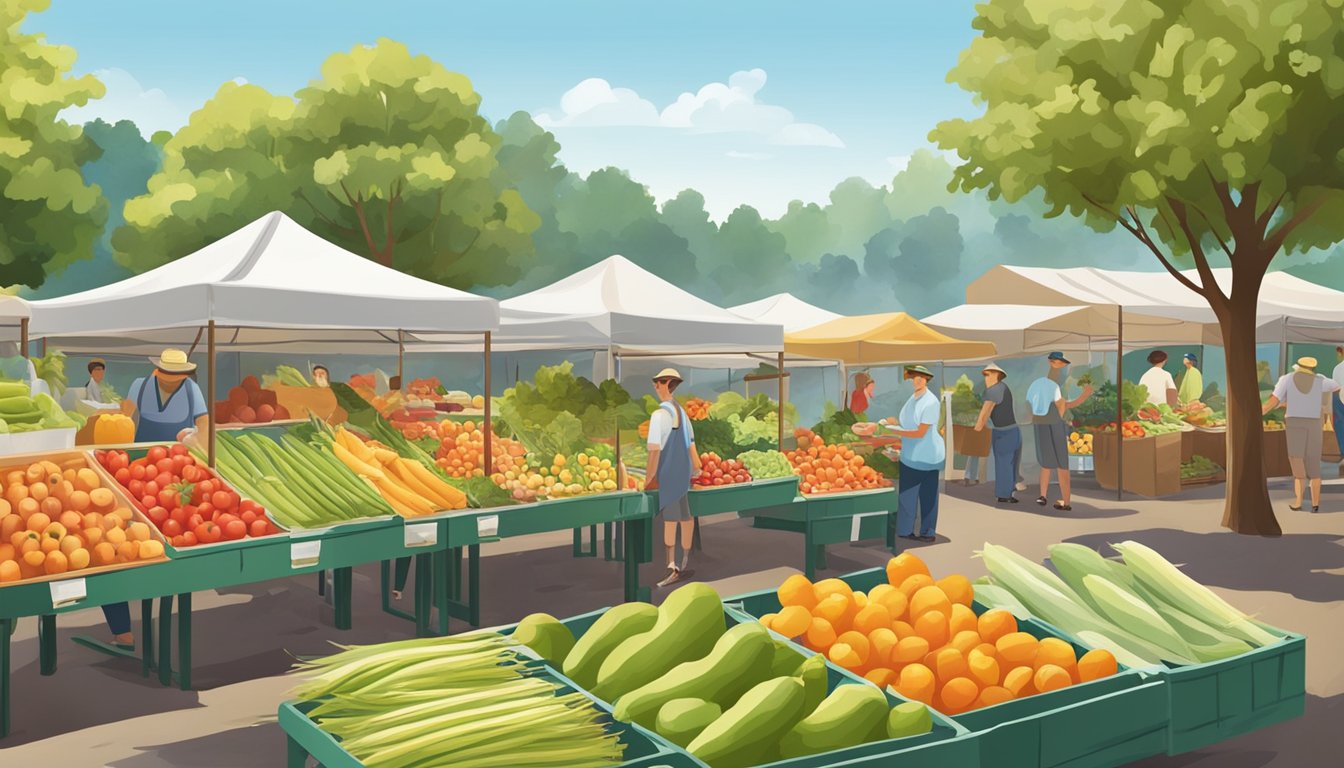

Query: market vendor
left=1025, top=352, right=1093, bottom=511
left=85, top=359, right=111, bottom=404
left=849, top=372, right=875, bottom=415
left=1333, top=346, right=1344, bottom=463
left=311, top=364, right=330, bottom=388
left=100, top=348, right=210, bottom=649
left=881, top=365, right=944, bottom=543
left=645, top=368, right=702, bottom=588
left=974, top=363, right=1021, bottom=504
left=1177, top=353, right=1203, bottom=406
left=1139, top=350, right=1178, bottom=408
left=1264, top=356, right=1340, bottom=513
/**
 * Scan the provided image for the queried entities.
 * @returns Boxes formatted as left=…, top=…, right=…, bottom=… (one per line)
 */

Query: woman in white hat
left=102, top=349, right=211, bottom=648
left=645, top=368, right=702, bottom=587
left=1264, top=356, right=1341, bottom=512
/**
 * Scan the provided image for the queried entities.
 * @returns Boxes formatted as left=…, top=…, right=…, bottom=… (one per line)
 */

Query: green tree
left=932, top=0, right=1344, bottom=535
left=825, top=177, right=893, bottom=256
left=115, top=40, right=539, bottom=288
left=0, top=0, right=106, bottom=289
left=768, top=200, right=835, bottom=265
left=712, top=205, right=793, bottom=302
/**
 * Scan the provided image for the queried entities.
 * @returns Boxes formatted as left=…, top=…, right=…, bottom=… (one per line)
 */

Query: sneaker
left=1015, top=482, right=1028, bottom=492
left=916, top=535, right=937, bottom=543
left=657, top=566, right=682, bottom=588
left=997, top=497, right=1019, bottom=504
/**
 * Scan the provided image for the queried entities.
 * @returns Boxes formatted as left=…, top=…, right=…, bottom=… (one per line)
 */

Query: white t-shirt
left=1272, top=372, right=1341, bottom=419
left=647, top=404, right=695, bottom=450
left=1139, top=367, right=1176, bottom=406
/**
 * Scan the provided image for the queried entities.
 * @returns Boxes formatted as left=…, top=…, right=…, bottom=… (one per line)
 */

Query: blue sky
left=41, top=0, right=981, bottom=219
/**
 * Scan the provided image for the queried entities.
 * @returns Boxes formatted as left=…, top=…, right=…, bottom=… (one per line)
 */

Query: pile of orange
left=682, top=398, right=712, bottom=421
left=0, top=458, right=165, bottom=583
left=786, top=429, right=888, bottom=495
left=433, top=420, right=528, bottom=479
left=758, top=553, right=1118, bottom=715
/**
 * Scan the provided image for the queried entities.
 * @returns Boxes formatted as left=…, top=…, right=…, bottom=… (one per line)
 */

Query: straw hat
left=1294, top=356, right=1318, bottom=373
left=150, top=348, right=197, bottom=373
left=904, top=364, right=935, bottom=379
left=982, top=363, right=1007, bottom=379
left=652, top=368, right=683, bottom=383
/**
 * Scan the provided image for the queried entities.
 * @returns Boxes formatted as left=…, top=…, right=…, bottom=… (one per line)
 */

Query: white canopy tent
left=27, top=211, right=501, bottom=465
left=0, top=296, right=28, bottom=347
left=730, top=294, right=842, bottom=333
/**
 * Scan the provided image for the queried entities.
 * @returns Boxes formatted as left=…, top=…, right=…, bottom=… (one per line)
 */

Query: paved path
left=1, top=476, right=1339, bottom=766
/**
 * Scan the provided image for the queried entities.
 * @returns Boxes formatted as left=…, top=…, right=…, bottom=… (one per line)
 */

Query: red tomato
left=211, top=490, right=233, bottom=510
left=163, top=519, right=183, bottom=537
left=158, top=488, right=180, bottom=511
left=249, top=519, right=270, bottom=538
left=155, top=472, right=174, bottom=488
left=137, top=495, right=153, bottom=510
left=171, top=506, right=191, bottom=526
left=216, top=512, right=239, bottom=528
left=147, top=505, right=169, bottom=526
left=239, top=499, right=258, bottom=514
left=713, top=477, right=725, bottom=486
left=187, top=513, right=204, bottom=531
left=197, top=502, right=214, bottom=519
left=170, top=443, right=190, bottom=457
left=181, top=464, right=200, bottom=483
left=170, top=535, right=184, bottom=547
left=223, top=520, right=247, bottom=540
left=195, top=522, right=222, bottom=543
left=130, top=463, right=147, bottom=481
left=114, top=467, right=131, bottom=484
left=240, top=510, right=258, bottom=526
left=197, top=479, right=217, bottom=496
left=181, top=531, right=197, bottom=547
left=171, top=455, right=189, bottom=474
left=110, top=452, right=129, bottom=472
left=127, top=479, right=144, bottom=498
left=147, top=446, right=168, bottom=463
left=144, top=480, right=160, bottom=498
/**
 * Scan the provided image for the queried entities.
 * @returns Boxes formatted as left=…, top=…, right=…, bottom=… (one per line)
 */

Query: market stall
left=0, top=212, right=501, bottom=730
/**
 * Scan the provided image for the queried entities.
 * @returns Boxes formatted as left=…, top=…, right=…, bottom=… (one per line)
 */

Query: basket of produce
left=214, top=375, right=295, bottom=426
left=0, top=378, right=85, bottom=457
left=1, top=450, right=168, bottom=586
left=948, top=375, right=990, bottom=457
left=1179, top=455, right=1224, bottom=486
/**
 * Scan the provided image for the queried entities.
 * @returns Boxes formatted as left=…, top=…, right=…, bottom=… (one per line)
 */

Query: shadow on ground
left=109, top=724, right=282, bottom=768
left=1065, top=528, right=1344, bottom=603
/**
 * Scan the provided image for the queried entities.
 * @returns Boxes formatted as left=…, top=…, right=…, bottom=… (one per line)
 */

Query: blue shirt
left=1025, top=377, right=1063, bottom=421
left=898, top=390, right=945, bottom=471
left=128, top=376, right=208, bottom=429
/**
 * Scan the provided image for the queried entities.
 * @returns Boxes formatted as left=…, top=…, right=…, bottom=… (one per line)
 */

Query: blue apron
left=135, top=376, right=199, bottom=442
left=655, top=400, right=693, bottom=510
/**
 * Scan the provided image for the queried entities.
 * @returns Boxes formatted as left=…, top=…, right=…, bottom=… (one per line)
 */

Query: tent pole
left=397, top=330, right=405, bottom=392
left=777, top=351, right=785, bottom=450
left=1116, top=307, right=1124, bottom=501
left=39, top=337, right=45, bottom=357
left=1278, top=339, right=1288, bottom=377
left=483, top=331, right=492, bottom=478
left=207, top=321, right=217, bottom=468
left=613, top=351, right=622, bottom=485
left=20, top=318, right=28, bottom=357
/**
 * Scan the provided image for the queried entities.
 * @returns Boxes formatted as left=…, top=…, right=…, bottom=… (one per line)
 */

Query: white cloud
left=534, top=78, right=660, bottom=128
left=61, top=68, right=191, bottom=134
left=536, top=68, right=843, bottom=148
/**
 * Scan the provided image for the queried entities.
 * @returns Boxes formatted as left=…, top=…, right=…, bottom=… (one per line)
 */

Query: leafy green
left=495, top=363, right=643, bottom=457
left=444, top=476, right=517, bottom=508
left=708, top=391, right=798, bottom=425
left=949, top=374, right=982, bottom=427
left=689, top=417, right=738, bottom=459
left=1122, top=381, right=1150, bottom=419
left=30, top=351, right=67, bottom=396
left=276, top=365, right=310, bottom=387
left=811, top=408, right=862, bottom=446
left=1070, top=381, right=1118, bottom=426
left=863, top=450, right=901, bottom=480
left=1200, top=382, right=1226, bottom=411
left=330, top=382, right=379, bottom=432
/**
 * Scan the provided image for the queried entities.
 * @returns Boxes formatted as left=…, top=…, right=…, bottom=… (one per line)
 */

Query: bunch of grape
left=737, top=449, right=794, bottom=479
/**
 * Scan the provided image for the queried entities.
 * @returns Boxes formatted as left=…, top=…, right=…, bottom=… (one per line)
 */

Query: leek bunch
left=291, top=633, right=624, bottom=768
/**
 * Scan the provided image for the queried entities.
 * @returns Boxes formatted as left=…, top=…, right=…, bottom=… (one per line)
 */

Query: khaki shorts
left=1286, top=417, right=1323, bottom=479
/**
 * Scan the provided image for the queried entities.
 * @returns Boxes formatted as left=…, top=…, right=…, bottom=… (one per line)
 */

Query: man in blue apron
left=644, top=369, right=701, bottom=588
left=99, top=349, right=209, bottom=648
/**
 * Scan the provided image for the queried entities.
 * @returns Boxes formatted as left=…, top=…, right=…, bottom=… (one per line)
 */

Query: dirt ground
left=1, top=475, right=1340, bottom=767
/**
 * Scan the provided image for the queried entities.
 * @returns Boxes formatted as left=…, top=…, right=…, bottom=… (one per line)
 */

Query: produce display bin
left=84, top=447, right=290, bottom=559
left=1158, top=629, right=1306, bottom=755
left=644, top=476, right=800, bottom=518
left=728, top=568, right=1171, bottom=768
left=1094, top=432, right=1182, bottom=497
left=1067, top=454, right=1093, bottom=473
left=1183, top=428, right=1227, bottom=467
left=0, top=427, right=76, bottom=458
left=1261, top=427, right=1292, bottom=478
left=745, top=488, right=897, bottom=578
left=495, top=605, right=977, bottom=768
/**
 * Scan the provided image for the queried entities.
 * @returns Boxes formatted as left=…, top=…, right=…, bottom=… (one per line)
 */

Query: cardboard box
left=1262, top=428, right=1292, bottom=478
left=952, top=423, right=990, bottom=457
left=1095, top=431, right=1182, bottom=497
left=1183, top=429, right=1227, bottom=468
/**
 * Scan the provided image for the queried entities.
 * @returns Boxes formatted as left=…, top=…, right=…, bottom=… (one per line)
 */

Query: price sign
left=476, top=515, right=499, bottom=539
left=50, top=577, right=88, bottom=609
left=404, top=522, right=439, bottom=548
left=290, top=539, right=322, bottom=568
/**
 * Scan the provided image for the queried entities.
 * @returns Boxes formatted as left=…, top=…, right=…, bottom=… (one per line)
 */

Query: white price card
left=476, top=514, right=499, bottom=539
left=291, top=539, right=322, bottom=568
left=50, top=577, right=88, bottom=609
left=850, top=512, right=886, bottom=542
left=404, top=522, right=438, bottom=548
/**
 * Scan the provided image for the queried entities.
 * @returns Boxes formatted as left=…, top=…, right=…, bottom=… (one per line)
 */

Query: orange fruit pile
left=683, top=399, right=711, bottom=420
left=0, top=458, right=165, bottom=583
left=758, top=553, right=1118, bottom=715
left=786, top=429, right=887, bottom=495
left=434, top=420, right=528, bottom=479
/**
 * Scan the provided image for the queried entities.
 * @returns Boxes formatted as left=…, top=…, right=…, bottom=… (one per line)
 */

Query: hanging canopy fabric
left=730, top=294, right=842, bottom=333
left=416, top=255, right=783, bottom=354
left=784, top=312, right=997, bottom=365
left=0, top=296, right=28, bottom=346
left=28, top=212, right=499, bottom=353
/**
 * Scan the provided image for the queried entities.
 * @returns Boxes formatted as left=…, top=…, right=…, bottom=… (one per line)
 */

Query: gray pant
left=1286, top=417, right=1324, bottom=479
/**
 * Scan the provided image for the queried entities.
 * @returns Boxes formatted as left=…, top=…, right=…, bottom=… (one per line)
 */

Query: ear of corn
left=1081, top=574, right=1195, bottom=660
left=969, top=581, right=1032, bottom=619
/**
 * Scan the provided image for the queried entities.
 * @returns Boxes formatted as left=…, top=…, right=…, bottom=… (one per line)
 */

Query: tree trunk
left=1218, top=287, right=1281, bottom=536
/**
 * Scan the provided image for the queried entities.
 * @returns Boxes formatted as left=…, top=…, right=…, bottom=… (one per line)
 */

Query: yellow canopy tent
left=784, top=312, right=997, bottom=365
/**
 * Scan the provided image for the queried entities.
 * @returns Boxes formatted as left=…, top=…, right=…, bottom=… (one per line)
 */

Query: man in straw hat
left=100, top=349, right=210, bottom=649
left=1264, top=356, right=1340, bottom=512
left=645, top=368, right=702, bottom=587
left=1025, top=352, right=1093, bottom=511
left=973, top=363, right=1022, bottom=504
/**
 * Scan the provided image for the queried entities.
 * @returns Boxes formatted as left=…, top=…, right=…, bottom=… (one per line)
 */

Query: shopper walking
left=1025, top=352, right=1093, bottom=511
left=883, top=365, right=945, bottom=543
left=1333, top=346, right=1344, bottom=463
left=645, top=368, right=701, bottom=587
left=1264, top=356, right=1341, bottom=512
left=973, top=364, right=1021, bottom=504
left=1178, top=353, right=1204, bottom=406
left=1140, top=350, right=1178, bottom=408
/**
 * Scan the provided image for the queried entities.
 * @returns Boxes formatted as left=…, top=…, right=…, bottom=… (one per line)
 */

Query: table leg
left=804, top=522, right=816, bottom=580
left=141, top=599, right=154, bottom=678
left=435, top=548, right=450, bottom=636
left=178, top=593, right=192, bottom=691
left=38, top=614, right=56, bottom=676
left=1, top=617, right=11, bottom=738
left=692, top=517, right=702, bottom=551
left=467, top=544, right=481, bottom=627
left=613, top=521, right=625, bottom=562
left=414, top=553, right=432, bottom=637
left=623, top=518, right=641, bottom=602
left=287, top=734, right=308, bottom=768
left=334, top=567, right=353, bottom=630
left=451, top=547, right=463, bottom=600
left=316, top=570, right=325, bottom=597
left=157, top=594, right=174, bottom=687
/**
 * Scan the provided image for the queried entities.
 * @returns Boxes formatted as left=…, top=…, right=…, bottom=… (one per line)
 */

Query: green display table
left=746, top=487, right=898, bottom=578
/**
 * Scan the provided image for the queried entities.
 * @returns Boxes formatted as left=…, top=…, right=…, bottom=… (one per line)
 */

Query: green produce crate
left=1159, top=629, right=1305, bottom=754
left=238, top=517, right=408, bottom=581
left=500, top=605, right=978, bottom=768
left=432, top=491, right=649, bottom=546
left=646, top=476, right=800, bottom=518
left=278, top=663, right=698, bottom=768
left=728, top=568, right=1170, bottom=768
